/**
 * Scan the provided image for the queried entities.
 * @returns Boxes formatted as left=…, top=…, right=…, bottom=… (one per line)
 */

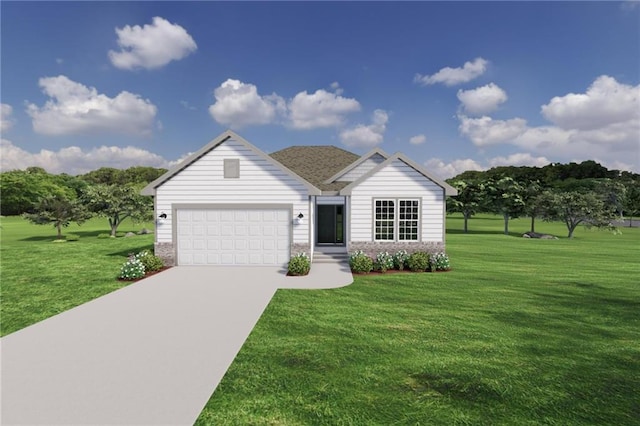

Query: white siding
left=338, top=154, right=386, bottom=182
left=349, top=159, right=445, bottom=242
left=155, top=138, right=309, bottom=244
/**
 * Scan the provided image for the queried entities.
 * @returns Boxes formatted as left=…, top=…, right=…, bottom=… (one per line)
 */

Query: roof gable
left=339, top=152, right=458, bottom=196
left=141, top=130, right=321, bottom=196
left=324, top=147, right=389, bottom=183
left=269, top=145, right=360, bottom=191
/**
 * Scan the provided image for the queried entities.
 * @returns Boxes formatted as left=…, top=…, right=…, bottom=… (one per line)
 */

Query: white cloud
left=1, top=139, right=172, bottom=175
left=458, top=115, right=528, bottom=146
left=208, top=79, right=285, bottom=128
left=330, top=81, right=344, bottom=95
left=109, top=16, right=197, bottom=70
left=415, top=57, right=488, bottom=87
left=487, top=153, right=550, bottom=168
left=288, top=89, right=360, bottom=129
left=26, top=75, right=157, bottom=136
left=456, top=76, right=640, bottom=172
left=1, top=104, right=14, bottom=132
left=409, top=134, right=427, bottom=145
left=457, top=83, right=508, bottom=115
left=541, top=75, right=639, bottom=130
left=339, top=109, right=388, bottom=148
left=424, top=158, right=484, bottom=180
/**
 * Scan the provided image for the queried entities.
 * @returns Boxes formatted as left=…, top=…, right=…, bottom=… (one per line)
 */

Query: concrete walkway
left=1, top=262, right=352, bottom=425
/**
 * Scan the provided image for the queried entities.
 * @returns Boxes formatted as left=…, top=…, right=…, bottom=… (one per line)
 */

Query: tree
left=622, top=179, right=640, bottom=227
left=522, top=180, right=543, bottom=232
left=23, top=194, right=89, bottom=239
left=482, top=177, right=526, bottom=235
left=0, top=169, right=75, bottom=215
left=446, top=179, right=483, bottom=233
left=82, top=184, right=153, bottom=236
left=538, top=190, right=617, bottom=238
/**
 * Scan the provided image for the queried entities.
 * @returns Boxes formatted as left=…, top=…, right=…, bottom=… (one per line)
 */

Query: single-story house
left=141, top=130, right=457, bottom=266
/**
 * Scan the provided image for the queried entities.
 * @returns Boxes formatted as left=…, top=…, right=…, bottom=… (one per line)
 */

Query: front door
left=317, top=204, right=344, bottom=244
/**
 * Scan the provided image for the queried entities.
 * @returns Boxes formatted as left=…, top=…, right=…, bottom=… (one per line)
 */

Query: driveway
left=1, top=263, right=352, bottom=425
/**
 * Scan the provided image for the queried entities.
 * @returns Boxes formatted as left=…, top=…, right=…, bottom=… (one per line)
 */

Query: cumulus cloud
left=208, top=79, right=360, bottom=130
left=456, top=76, right=640, bottom=172
left=1, top=104, right=14, bottom=132
left=208, top=79, right=285, bottom=128
left=541, top=75, right=639, bottom=130
left=415, top=57, right=488, bottom=87
left=458, top=115, right=528, bottom=146
left=457, top=83, right=508, bottom=115
left=487, top=153, right=551, bottom=168
left=424, top=158, right=484, bottom=180
left=339, top=109, right=389, bottom=148
left=26, top=75, right=157, bottom=136
left=409, top=134, right=427, bottom=145
left=288, top=89, right=360, bottom=129
left=1, top=139, right=172, bottom=175
left=109, top=16, right=197, bottom=70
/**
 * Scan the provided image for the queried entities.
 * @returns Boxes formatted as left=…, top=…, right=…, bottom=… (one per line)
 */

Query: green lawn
left=195, top=216, right=639, bottom=425
left=0, top=216, right=155, bottom=336
left=1, top=215, right=638, bottom=424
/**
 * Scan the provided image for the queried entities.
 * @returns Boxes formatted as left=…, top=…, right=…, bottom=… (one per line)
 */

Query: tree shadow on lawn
left=108, top=245, right=154, bottom=257
left=20, top=230, right=153, bottom=241
left=447, top=229, right=525, bottom=237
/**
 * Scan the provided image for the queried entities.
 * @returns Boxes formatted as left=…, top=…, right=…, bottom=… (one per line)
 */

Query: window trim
left=373, top=198, right=421, bottom=242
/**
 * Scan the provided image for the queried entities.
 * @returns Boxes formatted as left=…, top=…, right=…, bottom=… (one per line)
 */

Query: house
left=141, top=130, right=457, bottom=266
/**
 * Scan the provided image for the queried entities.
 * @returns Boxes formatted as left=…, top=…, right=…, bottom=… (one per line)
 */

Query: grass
left=0, top=216, right=155, bottom=336
left=194, top=216, right=639, bottom=425
left=1, top=214, right=638, bottom=424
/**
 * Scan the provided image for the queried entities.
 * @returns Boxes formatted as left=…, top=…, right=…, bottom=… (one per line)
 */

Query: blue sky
left=2, top=1, right=639, bottom=178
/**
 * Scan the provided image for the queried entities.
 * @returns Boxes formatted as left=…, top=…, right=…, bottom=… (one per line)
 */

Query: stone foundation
left=291, top=243, right=311, bottom=257
left=155, top=242, right=175, bottom=266
left=348, top=241, right=445, bottom=258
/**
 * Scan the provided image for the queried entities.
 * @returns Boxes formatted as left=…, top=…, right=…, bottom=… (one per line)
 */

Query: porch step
left=313, top=252, right=349, bottom=264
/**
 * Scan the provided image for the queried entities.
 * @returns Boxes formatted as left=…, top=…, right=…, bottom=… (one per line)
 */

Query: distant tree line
left=446, top=161, right=640, bottom=238
left=0, top=166, right=167, bottom=238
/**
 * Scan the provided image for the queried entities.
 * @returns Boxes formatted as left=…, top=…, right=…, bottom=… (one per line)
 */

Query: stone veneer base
left=348, top=241, right=445, bottom=259
left=155, top=242, right=175, bottom=266
left=291, top=243, right=311, bottom=257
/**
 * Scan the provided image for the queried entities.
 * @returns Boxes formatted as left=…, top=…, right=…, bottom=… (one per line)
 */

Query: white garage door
left=176, top=208, right=290, bottom=266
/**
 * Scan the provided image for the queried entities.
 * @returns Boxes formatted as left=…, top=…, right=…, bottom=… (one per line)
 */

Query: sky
left=1, top=1, right=639, bottom=179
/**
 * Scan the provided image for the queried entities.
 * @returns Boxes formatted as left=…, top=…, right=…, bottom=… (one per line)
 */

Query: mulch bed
left=351, top=269, right=451, bottom=275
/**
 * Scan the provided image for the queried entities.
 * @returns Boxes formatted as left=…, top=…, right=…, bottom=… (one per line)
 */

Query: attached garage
left=176, top=207, right=291, bottom=266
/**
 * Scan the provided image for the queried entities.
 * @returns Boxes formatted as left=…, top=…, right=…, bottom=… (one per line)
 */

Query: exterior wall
left=153, top=137, right=310, bottom=263
left=315, top=196, right=346, bottom=205
left=349, top=159, right=446, bottom=246
left=338, top=153, right=386, bottom=182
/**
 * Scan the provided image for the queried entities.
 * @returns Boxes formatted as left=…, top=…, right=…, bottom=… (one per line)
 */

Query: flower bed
left=349, top=250, right=451, bottom=274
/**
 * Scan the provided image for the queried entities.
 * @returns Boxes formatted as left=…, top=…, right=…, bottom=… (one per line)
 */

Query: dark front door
left=317, top=205, right=344, bottom=244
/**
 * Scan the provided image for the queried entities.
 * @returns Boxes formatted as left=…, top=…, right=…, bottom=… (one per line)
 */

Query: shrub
left=393, top=250, right=409, bottom=270
left=430, top=252, right=451, bottom=271
left=65, top=234, right=80, bottom=242
left=288, top=253, right=311, bottom=276
left=374, top=251, right=394, bottom=273
left=115, top=232, right=125, bottom=238
left=119, top=254, right=145, bottom=280
left=135, top=250, right=164, bottom=272
left=97, top=233, right=110, bottom=239
left=349, top=250, right=373, bottom=274
left=407, top=251, right=429, bottom=272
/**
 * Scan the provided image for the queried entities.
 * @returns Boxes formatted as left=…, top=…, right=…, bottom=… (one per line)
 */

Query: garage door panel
left=177, top=208, right=290, bottom=266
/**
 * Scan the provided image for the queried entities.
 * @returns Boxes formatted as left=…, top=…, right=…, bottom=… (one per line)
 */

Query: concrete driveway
left=1, top=263, right=352, bottom=425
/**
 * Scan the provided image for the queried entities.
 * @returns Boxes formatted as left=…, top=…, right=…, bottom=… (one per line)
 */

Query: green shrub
left=65, top=234, right=80, bottom=242
left=135, top=250, right=164, bottom=272
left=349, top=250, right=373, bottom=274
left=288, top=253, right=311, bottom=276
left=119, top=255, right=145, bottom=280
left=393, top=250, right=409, bottom=270
left=430, top=252, right=451, bottom=271
left=115, top=232, right=125, bottom=238
left=407, top=251, right=429, bottom=272
left=374, top=251, right=394, bottom=273
left=97, top=233, right=110, bottom=239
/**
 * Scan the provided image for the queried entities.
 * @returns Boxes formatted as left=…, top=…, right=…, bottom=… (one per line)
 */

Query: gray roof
left=269, top=146, right=360, bottom=192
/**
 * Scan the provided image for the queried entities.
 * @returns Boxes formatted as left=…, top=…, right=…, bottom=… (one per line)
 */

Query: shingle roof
left=269, top=146, right=360, bottom=192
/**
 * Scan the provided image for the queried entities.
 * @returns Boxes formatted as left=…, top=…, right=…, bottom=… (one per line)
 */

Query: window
left=398, top=200, right=419, bottom=240
left=374, top=199, right=419, bottom=241
left=224, top=159, right=240, bottom=178
left=375, top=200, right=395, bottom=240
